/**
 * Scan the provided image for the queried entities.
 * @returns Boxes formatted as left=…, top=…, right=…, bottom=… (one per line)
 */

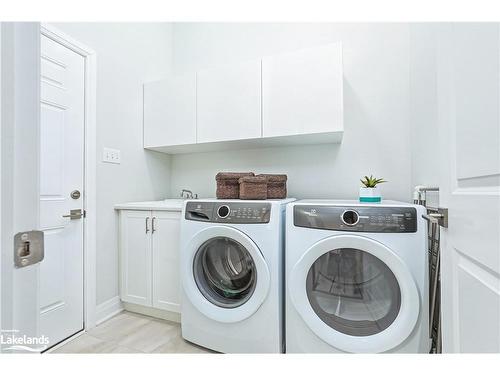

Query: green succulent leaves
left=360, top=175, right=386, bottom=188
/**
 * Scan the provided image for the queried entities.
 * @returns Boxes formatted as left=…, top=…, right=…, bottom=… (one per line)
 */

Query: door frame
left=1, top=22, right=42, bottom=352
left=1, top=22, right=3, bottom=348
left=40, top=23, right=98, bottom=331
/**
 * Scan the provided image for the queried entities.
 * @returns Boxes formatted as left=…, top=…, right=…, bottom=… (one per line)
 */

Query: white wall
left=170, top=23, right=413, bottom=201
left=409, top=24, right=441, bottom=206
left=51, top=23, right=173, bottom=305
left=409, top=25, right=441, bottom=187
left=43, top=22, right=440, bottom=308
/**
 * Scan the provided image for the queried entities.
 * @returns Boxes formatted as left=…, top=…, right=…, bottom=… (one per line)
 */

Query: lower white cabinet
left=119, top=209, right=181, bottom=313
left=151, top=211, right=181, bottom=312
left=119, top=210, right=152, bottom=306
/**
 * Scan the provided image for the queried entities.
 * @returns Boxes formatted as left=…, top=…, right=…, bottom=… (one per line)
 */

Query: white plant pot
left=359, top=187, right=382, bottom=202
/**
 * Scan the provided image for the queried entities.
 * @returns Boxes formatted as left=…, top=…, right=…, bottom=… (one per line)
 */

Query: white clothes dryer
left=286, top=200, right=429, bottom=353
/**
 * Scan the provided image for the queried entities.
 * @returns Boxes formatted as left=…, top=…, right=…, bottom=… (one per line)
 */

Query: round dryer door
left=182, top=226, right=271, bottom=323
left=289, top=234, right=420, bottom=353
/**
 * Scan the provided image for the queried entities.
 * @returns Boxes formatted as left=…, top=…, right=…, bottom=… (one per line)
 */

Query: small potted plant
left=359, top=175, right=386, bottom=202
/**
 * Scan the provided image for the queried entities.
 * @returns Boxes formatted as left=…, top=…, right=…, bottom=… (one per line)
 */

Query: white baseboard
left=95, top=296, right=123, bottom=325
left=122, top=302, right=181, bottom=323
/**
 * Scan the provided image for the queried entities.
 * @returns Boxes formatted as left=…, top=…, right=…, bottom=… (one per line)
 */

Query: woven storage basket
left=239, top=176, right=268, bottom=200
left=257, top=174, right=288, bottom=199
left=216, top=172, right=254, bottom=199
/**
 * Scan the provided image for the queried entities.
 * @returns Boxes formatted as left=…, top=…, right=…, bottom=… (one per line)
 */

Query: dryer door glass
left=306, top=248, right=401, bottom=336
left=193, top=236, right=257, bottom=308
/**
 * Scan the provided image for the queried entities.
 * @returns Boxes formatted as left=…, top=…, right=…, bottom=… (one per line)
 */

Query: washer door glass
left=194, top=236, right=257, bottom=308
left=306, top=248, right=401, bottom=336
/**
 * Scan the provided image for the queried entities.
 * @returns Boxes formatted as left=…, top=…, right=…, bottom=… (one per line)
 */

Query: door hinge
left=422, top=207, right=448, bottom=228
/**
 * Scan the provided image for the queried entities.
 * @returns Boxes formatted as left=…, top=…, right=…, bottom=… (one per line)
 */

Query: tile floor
left=52, top=311, right=214, bottom=354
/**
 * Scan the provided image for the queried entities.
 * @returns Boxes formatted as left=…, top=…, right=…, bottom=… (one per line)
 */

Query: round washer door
left=289, top=234, right=420, bottom=353
left=182, top=226, right=271, bottom=323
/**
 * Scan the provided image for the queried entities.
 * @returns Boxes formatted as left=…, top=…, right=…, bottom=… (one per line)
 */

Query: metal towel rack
left=414, top=186, right=447, bottom=354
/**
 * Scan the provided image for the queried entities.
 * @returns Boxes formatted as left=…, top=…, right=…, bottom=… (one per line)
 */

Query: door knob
left=62, top=209, right=83, bottom=220
left=70, top=190, right=81, bottom=199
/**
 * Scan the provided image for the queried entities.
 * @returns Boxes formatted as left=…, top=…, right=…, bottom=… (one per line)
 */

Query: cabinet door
left=262, top=43, right=343, bottom=137
left=119, top=210, right=152, bottom=306
left=143, top=74, right=196, bottom=147
left=151, top=211, right=181, bottom=312
left=197, top=60, right=262, bottom=143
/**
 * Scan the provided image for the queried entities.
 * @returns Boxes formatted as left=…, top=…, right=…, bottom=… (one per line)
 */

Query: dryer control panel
left=185, top=201, right=271, bottom=224
left=294, top=205, right=417, bottom=233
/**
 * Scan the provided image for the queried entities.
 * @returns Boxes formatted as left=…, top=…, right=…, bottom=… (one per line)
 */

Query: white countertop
left=114, top=199, right=185, bottom=211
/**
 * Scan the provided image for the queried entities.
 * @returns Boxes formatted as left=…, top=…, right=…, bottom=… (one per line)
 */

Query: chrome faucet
left=180, top=189, right=198, bottom=199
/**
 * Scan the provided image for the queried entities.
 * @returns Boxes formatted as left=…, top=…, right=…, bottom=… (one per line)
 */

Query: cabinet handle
left=145, top=217, right=150, bottom=233
left=152, top=217, right=156, bottom=234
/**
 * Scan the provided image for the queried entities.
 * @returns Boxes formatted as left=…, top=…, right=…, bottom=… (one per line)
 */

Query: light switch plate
left=103, top=147, right=121, bottom=164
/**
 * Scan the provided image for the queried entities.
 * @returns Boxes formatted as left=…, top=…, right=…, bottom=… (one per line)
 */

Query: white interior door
left=0, top=22, right=41, bottom=353
left=437, top=23, right=500, bottom=353
left=39, top=34, right=85, bottom=348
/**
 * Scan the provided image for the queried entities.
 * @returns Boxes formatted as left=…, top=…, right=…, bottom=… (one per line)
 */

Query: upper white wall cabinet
left=196, top=60, right=262, bottom=143
left=143, top=74, right=196, bottom=148
left=262, top=43, right=343, bottom=138
left=144, top=43, right=343, bottom=154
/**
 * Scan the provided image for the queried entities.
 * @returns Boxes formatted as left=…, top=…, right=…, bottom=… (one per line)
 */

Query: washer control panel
left=294, top=205, right=417, bottom=233
left=185, top=201, right=271, bottom=224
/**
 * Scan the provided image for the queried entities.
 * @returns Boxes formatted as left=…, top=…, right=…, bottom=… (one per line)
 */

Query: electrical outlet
left=103, top=147, right=121, bottom=164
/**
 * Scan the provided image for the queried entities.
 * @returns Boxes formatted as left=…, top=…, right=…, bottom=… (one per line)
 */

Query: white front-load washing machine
left=286, top=200, right=429, bottom=353
left=180, top=198, right=295, bottom=353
